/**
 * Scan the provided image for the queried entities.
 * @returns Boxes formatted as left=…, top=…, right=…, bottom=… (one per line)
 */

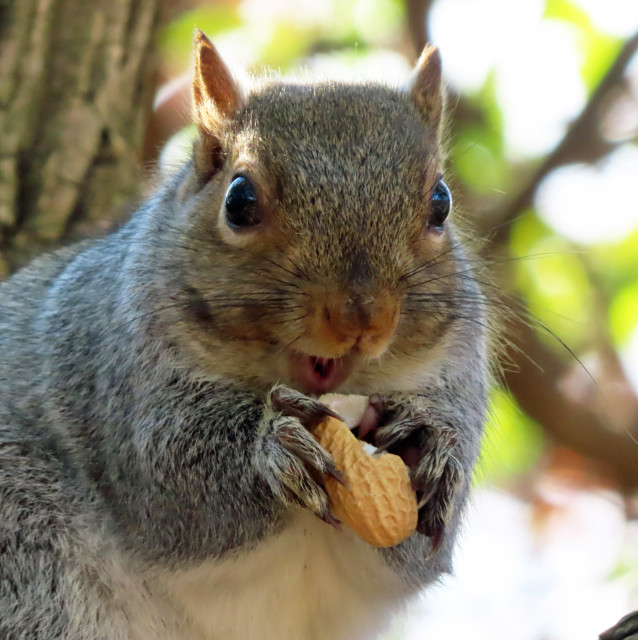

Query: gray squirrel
left=0, top=31, right=489, bottom=640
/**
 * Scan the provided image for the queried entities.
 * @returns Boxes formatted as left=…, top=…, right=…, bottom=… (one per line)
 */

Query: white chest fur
left=153, top=512, right=411, bottom=640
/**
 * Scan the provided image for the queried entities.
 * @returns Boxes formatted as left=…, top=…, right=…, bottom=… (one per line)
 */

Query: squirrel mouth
left=288, top=352, right=352, bottom=395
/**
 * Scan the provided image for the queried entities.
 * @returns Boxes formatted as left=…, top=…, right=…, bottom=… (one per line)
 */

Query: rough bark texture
left=0, top=0, right=162, bottom=275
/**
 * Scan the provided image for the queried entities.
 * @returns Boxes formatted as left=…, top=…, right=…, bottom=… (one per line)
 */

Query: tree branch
left=487, top=31, right=638, bottom=490
left=405, top=0, right=434, bottom=57
left=486, top=30, right=638, bottom=243
left=427, top=20, right=638, bottom=487
left=503, top=316, right=638, bottom=491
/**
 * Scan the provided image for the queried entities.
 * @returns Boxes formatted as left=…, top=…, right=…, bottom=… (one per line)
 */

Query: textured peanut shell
left=314, top=416, right=417, bottom=547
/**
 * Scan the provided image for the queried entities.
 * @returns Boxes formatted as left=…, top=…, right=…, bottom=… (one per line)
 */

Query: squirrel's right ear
left=192, top=30, right=244, bottom=173
left=407, top=45, right=444, bottom=140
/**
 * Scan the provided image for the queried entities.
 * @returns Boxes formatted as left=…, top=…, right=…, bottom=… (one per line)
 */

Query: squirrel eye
left=428, top=179, right=452, bottom=229
left=225, top=176, right=259, bottom=229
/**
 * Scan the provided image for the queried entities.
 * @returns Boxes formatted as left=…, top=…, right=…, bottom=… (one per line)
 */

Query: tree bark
left=0, top=0, right=162, bottom=275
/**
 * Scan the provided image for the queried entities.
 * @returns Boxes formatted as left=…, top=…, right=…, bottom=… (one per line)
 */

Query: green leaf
left=591, top=229, right=638, bottom=291
left=544, top=0, right=622, bottom=90
left=510, top=217, right=592, bottom=351
left=475, top=388, right=545, bottom=485
left=510, top=211, right=553, bottom=258
left=160, top=6, right=242, bottom=73
left=258, top=22, right=314, bottom=70
left=609, top=282, right=638, bottom=347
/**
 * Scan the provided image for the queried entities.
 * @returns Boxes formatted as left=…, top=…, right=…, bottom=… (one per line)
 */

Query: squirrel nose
left=321, top=291, right=399, bottom=357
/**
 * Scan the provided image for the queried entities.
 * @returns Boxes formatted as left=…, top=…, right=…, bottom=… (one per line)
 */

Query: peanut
left=313, top=411, right=417, bottom=547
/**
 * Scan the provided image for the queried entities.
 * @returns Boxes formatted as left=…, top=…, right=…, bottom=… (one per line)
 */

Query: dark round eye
left=225, top=176, right=259, bottom=229
left=429, top=179, right=452, bottom=229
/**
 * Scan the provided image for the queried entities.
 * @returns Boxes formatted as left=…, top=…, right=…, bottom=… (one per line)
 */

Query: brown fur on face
left=160, top=38, right=479, bottom=392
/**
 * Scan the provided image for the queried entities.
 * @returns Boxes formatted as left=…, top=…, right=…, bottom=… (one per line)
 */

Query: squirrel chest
left=151, top=512, right=409, bottom=640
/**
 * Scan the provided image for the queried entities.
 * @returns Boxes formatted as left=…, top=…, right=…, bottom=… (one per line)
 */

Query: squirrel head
left=160, top=31, right=480, bottom=395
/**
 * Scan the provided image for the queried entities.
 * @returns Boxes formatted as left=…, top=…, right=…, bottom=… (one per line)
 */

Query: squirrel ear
left=408, top=45, right=444, bottom=138
left=192, top=30, right=244, bottom=176
left=192, top=29, right=243, bottom=137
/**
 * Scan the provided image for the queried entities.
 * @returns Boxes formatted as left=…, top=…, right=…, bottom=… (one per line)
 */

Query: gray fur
left=0, top=62, right=489, bottom=638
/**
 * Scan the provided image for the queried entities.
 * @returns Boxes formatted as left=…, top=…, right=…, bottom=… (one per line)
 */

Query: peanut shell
left=314, top=415, right=417, bottom=547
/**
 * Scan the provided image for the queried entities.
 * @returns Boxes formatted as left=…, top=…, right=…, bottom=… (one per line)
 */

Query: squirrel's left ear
left=192, top=30, right=244, bottom=174
left=407, top=45, right=444, bottom=140
left=193, top=30, right=243, bottom=131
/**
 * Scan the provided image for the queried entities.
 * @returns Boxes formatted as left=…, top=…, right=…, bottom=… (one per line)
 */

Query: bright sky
left=398, top=489, right=632, bottom=640
left=535, top=145, right=638, bottom=244
left=429, top=0, right=635, bottom=159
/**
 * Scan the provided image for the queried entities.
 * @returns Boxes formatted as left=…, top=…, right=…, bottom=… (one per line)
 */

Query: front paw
left=366, top=395, right=464, bottom=553
left=257, top=385, right=345, bottom=526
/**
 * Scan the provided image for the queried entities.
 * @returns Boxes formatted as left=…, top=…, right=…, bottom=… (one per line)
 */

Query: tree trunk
left=0, top=0, right=162, bottom=275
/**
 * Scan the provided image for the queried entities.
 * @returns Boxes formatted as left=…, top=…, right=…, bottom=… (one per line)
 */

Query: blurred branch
left=405, top=0, right=434, bottom=57
left=486, top=29, right=638, bottom=243
left=488, top=31, right=638, bottom=490
left=411, top=19, right=638, bottom=487
left=600, top=610, right=638, bottom=640
left=504, top=316, right=638, bottom=491
left=408, top=9, right=638, bottom=488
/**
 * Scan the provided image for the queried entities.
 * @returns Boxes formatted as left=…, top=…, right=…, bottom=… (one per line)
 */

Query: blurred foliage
left=610, top=280, right=638, bottom=347
left=156, top=0, right=638, bottom=488
left=451, top=73, right=509, bottom=195
left=161, top=5, right=243, bottom=72
left=159, top=0, right=405, bottom=75
left=545, top=0, right=622, bottom=88
left=510, top=215, right=592, bottom=350
left=475, top=388, right=545, bottom=485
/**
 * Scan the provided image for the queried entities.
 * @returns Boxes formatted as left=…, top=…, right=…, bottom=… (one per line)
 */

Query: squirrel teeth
left=288, top=352, right=352, bottom=394
left=311, top=357, right=333, bottom=379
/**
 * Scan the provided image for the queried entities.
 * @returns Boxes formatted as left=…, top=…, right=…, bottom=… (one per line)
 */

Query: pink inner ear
left=410, top=45, right=443, bottom=133
left=193, top=30, right=242, bottom=122
left=415, top=46, right=442, bottom=91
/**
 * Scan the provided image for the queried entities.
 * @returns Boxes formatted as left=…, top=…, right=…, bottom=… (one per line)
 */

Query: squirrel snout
left=312, top=292, right=399, bottom=357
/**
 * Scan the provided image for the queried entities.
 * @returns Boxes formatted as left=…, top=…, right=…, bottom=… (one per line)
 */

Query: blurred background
left=1, top=0, right=637, bottom=637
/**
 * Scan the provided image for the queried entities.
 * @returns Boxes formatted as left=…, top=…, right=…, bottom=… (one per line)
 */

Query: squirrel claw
left=421, top=523, right=445, bottom=559
left=414, top=483, right=437, bottom=510
left=270, top=385, right=343, bottom=425
left=319, top=509, right=342, bottom=529
left=269, top=386, right=348, bottom=488
left=367, top=395, right=464, bottom=557
left=327, top=465, right=349, bottom=489
left=264, top=392, right=343, bottom=524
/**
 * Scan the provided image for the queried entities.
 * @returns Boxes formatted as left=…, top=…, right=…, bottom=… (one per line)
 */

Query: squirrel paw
left=367, top=395, right=464, bottom=554
left=258, top=385, right=345, bottom=526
